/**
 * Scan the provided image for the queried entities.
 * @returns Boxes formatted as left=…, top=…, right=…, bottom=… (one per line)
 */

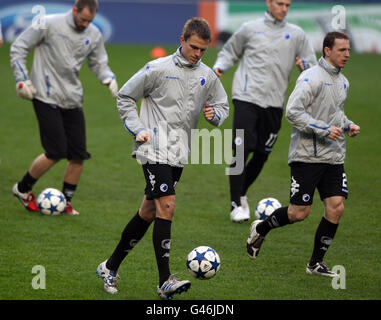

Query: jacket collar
left=65, top=10, right=77, bottom=30
left=319, top=57, right=341, bottom=76
left=264, top=11, right=286, bottom=28
left=172, top=47, right=200, bottom=69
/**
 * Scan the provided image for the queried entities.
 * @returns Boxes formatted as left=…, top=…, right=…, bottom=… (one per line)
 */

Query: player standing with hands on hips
left=246, top=32, right=360, bottom=277
left=213, top=0, right=317, bottom=222
left=96, top=17, right=229, bottom=299
left=10, top=0, right=118, bottom=215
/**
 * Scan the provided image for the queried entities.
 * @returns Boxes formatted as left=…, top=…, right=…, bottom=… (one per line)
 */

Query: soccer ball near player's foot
left=254, top=197, right=282, bottom=220
left=37, top=188, right=67, bottom=216
left=186, top=246, right=220, bottom=279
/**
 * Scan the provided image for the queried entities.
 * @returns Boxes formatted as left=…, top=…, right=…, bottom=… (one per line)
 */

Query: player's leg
left=13, top=99, right=66, bottom=211
left=241, top=106, right=283, bottom=197
left=307, top=164, right=347, bottom=277
left=61, top=107, right=91, bottom=215
left=97, top=195, right=154, bottom=294
left=229, top=100, right=258, bottom=222
left=107, top=195, right=155, bottom=272
left=146, top=165, right=190, bottom=299
left=247, top=162, right=318, bottom=259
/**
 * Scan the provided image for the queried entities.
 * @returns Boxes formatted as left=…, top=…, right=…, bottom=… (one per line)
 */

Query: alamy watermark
left=134, top=122, right=246, bottom=175
left=331, top=265, right=346, bottom=290
left=331, top=5, right=346, bottom=30
left=31, top=5, right=47, bottom=30
left=31, top=265, right=46, bottom=290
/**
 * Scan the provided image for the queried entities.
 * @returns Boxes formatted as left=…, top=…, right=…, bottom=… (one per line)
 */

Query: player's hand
left=327, top=125, right=342, bottom=141
left=348, top=123, right=360, bottom=137
left=295, top=57, right=308, bottom=72
left=16, top=80, right=37, bottom=100
left=102, top=77, right=118, bottom=98
left=203, top=103, right=215, bottom=121
left=136, top=129, right=150, bottom=144
left=213, top=68, right=223, bottom=78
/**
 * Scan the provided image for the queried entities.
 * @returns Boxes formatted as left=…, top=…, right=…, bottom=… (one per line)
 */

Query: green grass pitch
left=0, top=42, right=380, bottom=300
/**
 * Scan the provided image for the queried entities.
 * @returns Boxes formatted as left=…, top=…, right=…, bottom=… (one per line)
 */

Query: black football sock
left=62, top=181, right=77, bottom=202
left=309, top=217, right=338, bottom=266
left=18, top=171, right=37, bottom=193
left=256, top=206, right=291, bottom=236
left=229, top=151, right=250, bottom=210
left=229, top=173, right=244, bottom=209
left=106, top=211, right=151, bottom=272
left=241, top=153, right=268, bottom=196
left=153, top=217, right=172, bottom=287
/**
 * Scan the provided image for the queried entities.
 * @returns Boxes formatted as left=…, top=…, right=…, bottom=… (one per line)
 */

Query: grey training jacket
left=117, top=48, right=229, bottom=167
left=286, top=57, right=353, bottom=165
left=10, top=11, right=115, bottom=109
left=213, top=12, right=317, bottom=109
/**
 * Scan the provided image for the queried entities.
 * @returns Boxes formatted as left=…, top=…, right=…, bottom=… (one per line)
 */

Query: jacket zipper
left=45, top=75, right=51, bottom=96
left=153, top=127, right=158, bottom=151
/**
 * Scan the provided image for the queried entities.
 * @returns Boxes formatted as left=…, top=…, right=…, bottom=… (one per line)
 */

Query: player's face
left=180, top=34, right=209, bottom=65
left=325, top=38, right=351, bottom=68
left=266, top=0, right=291, bottom=21
left=72, top=6, right=96, bottom=32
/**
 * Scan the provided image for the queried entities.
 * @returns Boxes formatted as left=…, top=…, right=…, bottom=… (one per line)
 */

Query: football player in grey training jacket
left=213, top=0, right=317, bottom=223
left=247, top=32, right=360, bottom=277
left=10, top=0, right=117, bottom=215
left=96, top=18, right=229, bottom=299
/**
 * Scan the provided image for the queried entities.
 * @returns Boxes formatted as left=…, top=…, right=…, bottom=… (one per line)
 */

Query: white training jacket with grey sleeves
left=213, top=12, right=317, bottom=109
left=10, top=11, right=115, bottom=109
left=286, top=57, right=353, bottom=165
left=117, top=47, right=229, bottom=167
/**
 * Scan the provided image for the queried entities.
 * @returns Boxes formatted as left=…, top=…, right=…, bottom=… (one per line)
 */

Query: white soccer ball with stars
left=186, top=246, right=220, bottom=279
left=254, top=197, right=282, bottom=220
left=37, top=188, right=67, bottom=216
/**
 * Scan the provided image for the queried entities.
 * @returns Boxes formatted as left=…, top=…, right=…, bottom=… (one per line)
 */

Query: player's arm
left=117, top=64, right=157, bottom=143
left=86, top=33, right=118, bottom=98
left=295, top=32, right=317, bottom=72
left=10, top=24, right=46, bottom=99
left=203, top=76, right=229, bottom=127
left=213, top=24, right=247, bottom=77
left=286, top=76, right=333, bottom=139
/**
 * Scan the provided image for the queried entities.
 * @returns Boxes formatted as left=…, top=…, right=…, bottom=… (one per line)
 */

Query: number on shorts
left=265, top=133, right=278, bottom=148
left=342, top=173, right=348, bottom=188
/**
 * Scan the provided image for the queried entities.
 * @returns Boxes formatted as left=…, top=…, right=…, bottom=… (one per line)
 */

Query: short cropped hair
left=74, top=0, right=98, bottom=13
left=182, top=17, right=211, bottom=42
left=323, top=31, right=349, bottom=57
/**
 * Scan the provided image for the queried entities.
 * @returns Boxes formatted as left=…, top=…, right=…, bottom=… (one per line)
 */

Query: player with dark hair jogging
left=10, top=0, right=117, bottom=215
left=96, top=17, right=229, bottom=299
left=213, top=0, right=317, bottom=222
left=246, top=31, right=360, bottom=277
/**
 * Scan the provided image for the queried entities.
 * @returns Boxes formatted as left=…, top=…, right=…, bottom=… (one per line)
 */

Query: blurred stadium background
left=1, top=0, right=381, bottom=52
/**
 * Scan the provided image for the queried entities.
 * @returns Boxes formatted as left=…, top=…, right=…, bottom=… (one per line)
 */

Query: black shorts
left=142, top=163, right=183, bottom=200
left=33, top=99, right=91, bottom=161
left=289, top=162, right=348, bottom=205
left=232, top=99, right=283, bottom=155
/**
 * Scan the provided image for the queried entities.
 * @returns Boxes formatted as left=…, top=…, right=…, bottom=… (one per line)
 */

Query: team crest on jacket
left=199, top=76, right=206, bottom=86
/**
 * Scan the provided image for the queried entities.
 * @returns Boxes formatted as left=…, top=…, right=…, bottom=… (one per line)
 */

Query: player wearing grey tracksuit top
left=213, top=12, right=317, bottom=110
left=286, top=57, right=353, bottom=165
left=10, top=11, right=115, bottom=109
left=213, top=10, right=317, bottom=221
left=9, top=4, right=117, bottom=216
left=117, top=47, right=229, bottom=167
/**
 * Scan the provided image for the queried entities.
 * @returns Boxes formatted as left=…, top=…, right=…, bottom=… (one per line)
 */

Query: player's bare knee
left=288, top=205, right=310, bottom=222
left=156, top=196, right=176, bottom=220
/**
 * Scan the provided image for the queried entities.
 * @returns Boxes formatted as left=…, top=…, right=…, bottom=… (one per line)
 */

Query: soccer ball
left=186, top=246, right=220, bottom=279
left=254, top=197, right=282, bottom=220
left=37, top=188, right=67, bottom=216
